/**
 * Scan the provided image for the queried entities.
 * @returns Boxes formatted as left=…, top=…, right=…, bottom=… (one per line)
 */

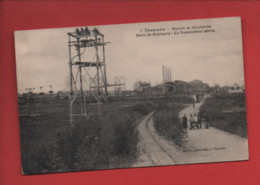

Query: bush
left=153, top=103, right=186, bottom=146
left=199, top=93, right=247, bottom=137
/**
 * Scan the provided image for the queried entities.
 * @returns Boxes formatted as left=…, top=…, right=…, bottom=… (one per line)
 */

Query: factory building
left=133, top=81, right=151, bottom=94
left=133, top=80, right=210, bottom=96
left=156, top=81, right=190, bottom=95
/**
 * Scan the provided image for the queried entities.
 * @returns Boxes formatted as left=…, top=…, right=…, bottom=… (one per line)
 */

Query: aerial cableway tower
left=67, top=27, right=110, bottom=119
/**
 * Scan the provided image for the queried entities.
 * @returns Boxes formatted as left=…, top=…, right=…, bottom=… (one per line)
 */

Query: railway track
left=132, top=112, right=180, bottom=167
left=145, top=113, right=178, bottom=165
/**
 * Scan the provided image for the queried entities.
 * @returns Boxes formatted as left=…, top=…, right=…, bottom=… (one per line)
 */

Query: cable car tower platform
left=67, top=27, right=110, bottom=119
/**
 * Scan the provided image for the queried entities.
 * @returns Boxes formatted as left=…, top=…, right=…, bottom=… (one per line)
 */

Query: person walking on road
left=198, top=112, right=202, bottom=129
left=205, top=115, right=210, bottom=129
left=182, top=114, right=188, bottom=130
left=189, top=114, right=195, bottom=130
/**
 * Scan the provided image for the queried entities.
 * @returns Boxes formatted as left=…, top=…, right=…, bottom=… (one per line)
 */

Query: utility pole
left=25, top=88, right=35, bottom=114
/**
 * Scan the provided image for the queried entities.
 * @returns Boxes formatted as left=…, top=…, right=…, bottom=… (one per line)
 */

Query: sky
left=15, top=17, right=245, bottom=93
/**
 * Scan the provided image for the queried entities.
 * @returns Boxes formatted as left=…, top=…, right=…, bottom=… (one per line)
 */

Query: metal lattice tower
left=67, top=27, right=109, bottom=118
left=114, top=76, right=126, bottom=92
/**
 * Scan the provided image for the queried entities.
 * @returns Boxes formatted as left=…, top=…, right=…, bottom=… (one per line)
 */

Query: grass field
left=19, top=95, right=195, bottom=174
left=199, top=93, right=247, bottom=137
left=20, top=100, right=156, bottom=174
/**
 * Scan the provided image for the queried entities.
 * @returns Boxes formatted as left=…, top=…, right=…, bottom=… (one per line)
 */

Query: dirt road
left=132, top=103, right=248, bottom=167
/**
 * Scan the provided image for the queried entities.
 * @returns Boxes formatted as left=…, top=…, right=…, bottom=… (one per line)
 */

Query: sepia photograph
left=15, top=17, right=248, bottom=174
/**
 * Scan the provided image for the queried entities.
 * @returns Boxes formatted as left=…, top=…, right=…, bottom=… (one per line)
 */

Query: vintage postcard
left=15, top=17, right=248, bottom=174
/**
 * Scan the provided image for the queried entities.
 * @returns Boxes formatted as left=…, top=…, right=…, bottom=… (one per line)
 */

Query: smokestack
left=165, top=67, right=167, bottom=82
left=163, top=66, right=173, bottom=83
left=166, top=67, right=168, bottom=82
left=170, top=68, right=172, bottom=82
left=164, top=66, right=168, bottom=82
left=162, top=65, right=165, bottom=83
left=167, top=67, right=169, bottom=82
left=167, top=67, right=171, bottom=82
left=168, top=67, right=170, bottom=82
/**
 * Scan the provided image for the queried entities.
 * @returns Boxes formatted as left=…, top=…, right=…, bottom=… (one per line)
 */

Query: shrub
left=199, top=93, right=247, bottom=137
left=153, top=104, right=186, bottom=146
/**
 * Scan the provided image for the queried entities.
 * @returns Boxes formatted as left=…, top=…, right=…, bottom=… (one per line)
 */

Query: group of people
left=182, top=112, right=209, bottom=130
